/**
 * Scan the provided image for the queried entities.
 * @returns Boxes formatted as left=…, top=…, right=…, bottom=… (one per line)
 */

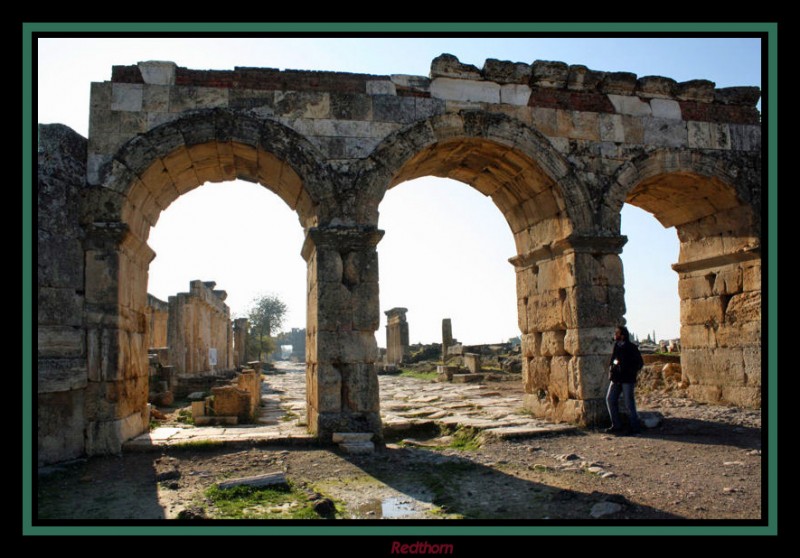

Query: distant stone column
left=441, top=318, right=453, bottom=362
left=385, top=308, right=409, bottom=366
left=233, top=318, right=249, bottom=368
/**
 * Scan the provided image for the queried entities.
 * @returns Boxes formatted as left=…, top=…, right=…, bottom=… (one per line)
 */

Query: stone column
left=302, top=226, right=384, bottom=442
left=233, top=318, right=249, bottom=368
left=514, top=235, right=626, bottom=426
left=83, top=222, right=154, bottom=455
left=384, top=307, right=409, bottom=366
left=441, top=318, right=453, bottom=362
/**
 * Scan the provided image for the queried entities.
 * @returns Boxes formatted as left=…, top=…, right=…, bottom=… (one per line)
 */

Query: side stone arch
left=78, top=109, right=367, bottom=455
left=604, top=148, right=762, bottom=407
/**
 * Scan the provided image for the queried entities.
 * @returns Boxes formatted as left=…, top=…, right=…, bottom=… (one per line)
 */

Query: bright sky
left=36, top=35, right=761, bottom=346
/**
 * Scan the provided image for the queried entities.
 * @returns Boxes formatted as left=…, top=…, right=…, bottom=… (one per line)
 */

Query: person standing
left=606, top=325, right=644, bottom=435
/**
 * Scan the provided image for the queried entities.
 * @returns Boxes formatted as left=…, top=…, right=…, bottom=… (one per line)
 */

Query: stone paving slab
left=130, top=364, right=577, bottom=451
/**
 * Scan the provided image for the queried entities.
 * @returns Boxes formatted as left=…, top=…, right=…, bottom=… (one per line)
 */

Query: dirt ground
left=36, top=376, right=763, bottom=524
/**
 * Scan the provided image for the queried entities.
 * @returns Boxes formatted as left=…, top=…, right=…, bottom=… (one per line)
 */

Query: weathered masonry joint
left=37, top=54, right=761, bottom=464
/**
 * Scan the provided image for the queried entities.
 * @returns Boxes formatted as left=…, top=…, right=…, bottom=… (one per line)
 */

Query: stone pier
left=385, top=308, right=410, bottom=366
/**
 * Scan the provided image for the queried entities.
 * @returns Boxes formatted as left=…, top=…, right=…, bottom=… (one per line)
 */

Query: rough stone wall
left=146, top=294, right=169, bottom=348
left=37, top=124, right=89, bottom=466
left=385, top=308, right=410, bottom=365
left=167, top=280, right=233, bottom=376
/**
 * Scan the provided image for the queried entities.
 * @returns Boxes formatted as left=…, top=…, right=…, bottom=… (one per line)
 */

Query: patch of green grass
left=176, top=408, right=194, bottom=425
left=398, top=369, right=438, bottom=381
left=281, top=410, right=299, bottom=422
left=205, top=483, right=329, bottom=519
left=448, top=427, right=482, bottom=451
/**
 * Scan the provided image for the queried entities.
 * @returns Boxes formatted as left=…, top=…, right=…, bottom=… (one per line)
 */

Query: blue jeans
left=606, top=381, right=640, bottom=431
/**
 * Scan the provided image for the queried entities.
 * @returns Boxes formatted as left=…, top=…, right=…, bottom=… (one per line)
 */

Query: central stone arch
left=359, top=111, right=619, bottom=425
left=79, top=108, right=373, bottom=453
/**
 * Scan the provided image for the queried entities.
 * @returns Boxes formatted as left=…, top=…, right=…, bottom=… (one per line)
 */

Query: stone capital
left=509, top=234, right=628, bottom=268
left=301, top=226, right=385, bottom=261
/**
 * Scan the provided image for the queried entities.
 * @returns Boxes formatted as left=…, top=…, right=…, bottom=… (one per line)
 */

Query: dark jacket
left=608, top=340, right=644, bottom=383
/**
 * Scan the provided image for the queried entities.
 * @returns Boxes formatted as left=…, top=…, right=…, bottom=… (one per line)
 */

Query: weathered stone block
left=531, top=60, right=568, bottom=89
left=482, top=59, right=531, bottom=84
left=607, top=94, right=651, bottom=117
left=430, top=77, right=501, bottom=104
left=316, top=249, right=344, bottom=283
left=390, top=74, right=431, bottom=92
left=687, top=121, right=711, bottom=149
left=567, top=65, right=604, bottom=92
left=680, top=324, right=717, bottom=349
left=729, top=124, right=761, bottom=152
left=38, top=287, right=83, bottom=326
left=192, top=87, right=229, bottom=110
left=372, top=95, right=416, bottom=123
left=600, top=72, right=637, bottom=95
left=599, top=113, right=625, bottom=143
left=721, top=386, right=761, bottom=408
left=540, top=330, right=567, bottom=357
left=531, top=106, right=558, bottom=136
left=742, top=262, right=761, bottom=292
left=709, top=122, right=732, bottom=150
left=567, top=355, right=609, bottom=400
left=715, top=320, right=760, bottom=348
left=650, top=98, right=682, bottom=120
left=743, top=346, right=761, bottom=384
left=714, top=86, right=761, bottom=106
left=38, top=389, right=86, bottom=466
left=724, top=290, right=760, bottom=324
left=675, top=80, right=716, bottom=103
left=366, top=80, right=396, bottom=96
left=430, top=53, right=482, bottom=80
left=138, top=61, right=177, bottom=85
left=564, top=327, right=615, bottom=356
left=643, top=117, right=687, bottom=147
left=527, top=356, right=550, bottom=391
left=620, top=115, right=645, bottom=144
left=521, top=332, right=542, bottom=358
left=556, top=110, right=599, bottom=141
left=38, top=358, right=88, bottom=393
left=712, top=266, right=743, bottom=296
left=351, top=282, right=380, bottom=331
left=499, top=83, right=532, bottom=106
left=340, top=363, right=380, bottom=412
left=85, top=411, right=145, bottom=455
left=330, top=93, right=372, bottom=121
left=681, top=296, right=725, bottom=326
left=142, top=84, right=171, bottom=113
left=549, top=356, right=570, bottom=401
left=111, top=83, right=143, bottom=112
left=38, top=326, right=85, bottom=358
left=527, top=292, right=567, bottom=331
left=635, top=76, right=677, bottom=99
left=687, top=384, right=722, bottom=404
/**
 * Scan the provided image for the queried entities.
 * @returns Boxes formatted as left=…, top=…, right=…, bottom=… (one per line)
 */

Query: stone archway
left=78, top=109, right=379, bottom=454
left=360, top=111, right=621, bottom=425
left=608, top=149, right=762, bottom=407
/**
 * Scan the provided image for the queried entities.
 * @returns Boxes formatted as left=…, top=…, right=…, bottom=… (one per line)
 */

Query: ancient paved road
left=127, top=363, right=573, bottom=450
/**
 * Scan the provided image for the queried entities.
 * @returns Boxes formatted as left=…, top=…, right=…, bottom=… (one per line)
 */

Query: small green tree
left=246, top=294, right=288, bottom=361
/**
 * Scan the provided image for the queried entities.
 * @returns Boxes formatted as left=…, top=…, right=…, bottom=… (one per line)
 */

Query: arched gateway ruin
left=37, top=55, right=762, bottom=465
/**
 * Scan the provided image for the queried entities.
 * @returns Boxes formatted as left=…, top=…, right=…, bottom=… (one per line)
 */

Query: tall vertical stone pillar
left=233, top=318, right=249, bottom=368
left=83, top=222, right=154, bottom=454
left=442, top=318, right=453, bottom=362
left=384, top=307, right=409, bottom=366
left=302, top=226, right=384, bottom=442
left=514, top=235, right=627, bottom=426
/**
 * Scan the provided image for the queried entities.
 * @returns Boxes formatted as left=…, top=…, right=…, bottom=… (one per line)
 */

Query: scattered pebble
left=723, top=487, right=736, bottom=494
left=601, top=472, right=617, bottom=479
left=590, top=501, right=622, bottom=518
left=723, top=461, right=745, bottom=466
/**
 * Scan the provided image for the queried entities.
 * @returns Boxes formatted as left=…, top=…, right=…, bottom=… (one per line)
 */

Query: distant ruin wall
left=167, top=280, right=234, bottom=376
left=146, top=294, right=169, bottom=348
